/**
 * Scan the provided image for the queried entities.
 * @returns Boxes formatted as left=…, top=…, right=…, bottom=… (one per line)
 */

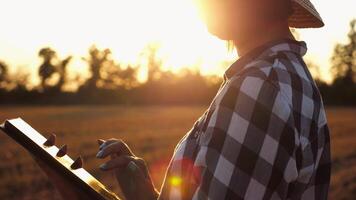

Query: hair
left=226, top=40, right=235, bottom=53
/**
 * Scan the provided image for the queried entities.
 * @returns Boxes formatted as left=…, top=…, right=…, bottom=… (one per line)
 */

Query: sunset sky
left=0, top=0, right=355, bottom=85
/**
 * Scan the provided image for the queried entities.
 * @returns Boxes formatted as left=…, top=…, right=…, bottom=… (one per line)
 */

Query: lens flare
left=170, top=176, right=183, bottom=187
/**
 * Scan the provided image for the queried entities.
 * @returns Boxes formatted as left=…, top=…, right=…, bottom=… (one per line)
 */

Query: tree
left=140, top=43, right=162, bottom=82
left=118, top=65, right=139, bottom=89
left=80, top=45, right=140, bottom=91
left=81, top=45, right=111, bottom=90
left=54, top=56, right=72, bottom=91
left=331, top=19, right=356, bottom=84
left=0, top=61, right=9, bottom=89
left=38, top=47, right=57, bottom=90
left=321, top=19, right=356, bottom=105
left=12, top=68, right=31, bottom=92
left=102, top=64, right=139, bottom=89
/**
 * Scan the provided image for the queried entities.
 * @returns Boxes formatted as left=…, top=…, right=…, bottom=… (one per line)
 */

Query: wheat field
left=0, top=106, right=355, bottom=199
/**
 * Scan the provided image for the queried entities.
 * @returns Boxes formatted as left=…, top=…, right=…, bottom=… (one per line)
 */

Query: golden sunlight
left=0, top=0, right=354, bottom=84
left=0, top=1, right=355, bottom=199
left=0, top=0, right=235, bottom=85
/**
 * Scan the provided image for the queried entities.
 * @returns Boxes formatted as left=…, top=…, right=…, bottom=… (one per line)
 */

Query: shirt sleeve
left=192, top=74, right=299, bottom=199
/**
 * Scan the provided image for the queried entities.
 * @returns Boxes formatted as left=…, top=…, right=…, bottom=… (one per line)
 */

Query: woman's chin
left=206, top=25, right=235, bottom=40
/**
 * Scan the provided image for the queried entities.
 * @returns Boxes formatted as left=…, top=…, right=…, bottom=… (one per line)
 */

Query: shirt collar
left=223, top=38, right=307, bottom=80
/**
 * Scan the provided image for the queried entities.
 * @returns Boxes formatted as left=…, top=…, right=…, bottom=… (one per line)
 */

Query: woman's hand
left=96, top=139, right=159, bottom=200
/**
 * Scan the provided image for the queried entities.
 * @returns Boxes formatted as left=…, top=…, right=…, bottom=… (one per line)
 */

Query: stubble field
left=0, top=106, right=355, bottom=199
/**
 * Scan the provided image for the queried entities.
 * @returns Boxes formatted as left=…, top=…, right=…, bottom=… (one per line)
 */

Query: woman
left=37, top=0, right=331, bottom=199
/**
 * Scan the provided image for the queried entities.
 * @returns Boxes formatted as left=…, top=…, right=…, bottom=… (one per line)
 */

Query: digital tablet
left=0, top=118, right=121, bottom=200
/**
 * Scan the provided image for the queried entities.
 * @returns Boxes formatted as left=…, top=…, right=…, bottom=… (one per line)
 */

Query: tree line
left=0, top=20, right=355, bottom=105
left=316, top=20, right=356, bottom=105
left=0, top=43, right=221, bottom=105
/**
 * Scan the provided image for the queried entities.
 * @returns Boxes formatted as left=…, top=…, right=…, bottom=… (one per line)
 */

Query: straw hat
left=289, top=0, right=324, bottom=28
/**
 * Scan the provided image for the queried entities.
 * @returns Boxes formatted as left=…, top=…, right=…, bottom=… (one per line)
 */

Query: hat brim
left=289, top=0, right=324, bottom=28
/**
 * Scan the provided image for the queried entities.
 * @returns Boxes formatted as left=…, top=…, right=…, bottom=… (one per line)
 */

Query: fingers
left=97, top=138, right=116, bottom=150
left=97, top=139, right=120, bottom=160
left=99, top=155, right=135, bottom=171
left=97, top=139, right=105, bottom=146
left=96, top=140, right=134, bottom=159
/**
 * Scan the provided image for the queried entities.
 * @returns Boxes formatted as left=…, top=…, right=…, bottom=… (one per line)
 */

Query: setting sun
left=0, top=0, right=354, bottom=84
left=0, top=0, right=235, bottom=85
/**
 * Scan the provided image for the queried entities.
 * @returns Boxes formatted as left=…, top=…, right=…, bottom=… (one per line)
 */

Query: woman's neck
left=233, top=21, right=295, bottom=57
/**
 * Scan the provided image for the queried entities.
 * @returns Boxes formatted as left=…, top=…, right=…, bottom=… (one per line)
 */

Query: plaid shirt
left=158, top=39, right=331, bottom=200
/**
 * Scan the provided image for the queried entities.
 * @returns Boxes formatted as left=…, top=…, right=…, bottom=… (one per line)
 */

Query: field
left=0, top=106, right=355, bottom=200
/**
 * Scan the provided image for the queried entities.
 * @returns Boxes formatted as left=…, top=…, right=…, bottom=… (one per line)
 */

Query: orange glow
left=0, top=0, right=354, bottom=84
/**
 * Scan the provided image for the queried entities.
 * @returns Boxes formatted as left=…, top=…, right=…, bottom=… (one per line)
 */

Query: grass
left=0, top=106, right=355, bottom=199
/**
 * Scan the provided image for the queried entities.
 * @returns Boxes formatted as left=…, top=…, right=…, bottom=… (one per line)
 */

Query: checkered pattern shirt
left=158, top=39, right=331, bottom=200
